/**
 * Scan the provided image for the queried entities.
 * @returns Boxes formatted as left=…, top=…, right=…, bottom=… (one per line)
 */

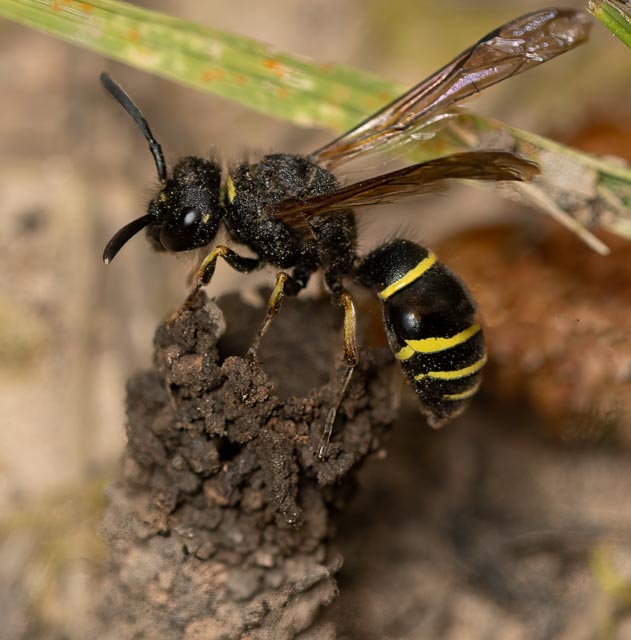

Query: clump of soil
left=97, top=290, right=398, bottom=639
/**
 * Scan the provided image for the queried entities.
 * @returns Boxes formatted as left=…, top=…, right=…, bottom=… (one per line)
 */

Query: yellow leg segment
left=318, top=292, right=359, bottom=459
left=247, top=272, right=289, bottom=360
left=341, top=292, right=358, bottom=366
left=193, top=244, right=262, bottom=290
left=194, top=245, right=230, bottom=290
left=176, top=246, right=232, bottom=316
left=178, top=245, right=262, bottom=317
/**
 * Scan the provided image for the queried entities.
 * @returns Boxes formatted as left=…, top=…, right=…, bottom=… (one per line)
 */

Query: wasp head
left=100, top=72, right=225, bottom=264
left=145, top=157, right=223, bottom=253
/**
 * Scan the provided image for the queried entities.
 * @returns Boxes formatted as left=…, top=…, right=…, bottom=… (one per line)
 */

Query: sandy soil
left=1, top=1, right=630, bottom=638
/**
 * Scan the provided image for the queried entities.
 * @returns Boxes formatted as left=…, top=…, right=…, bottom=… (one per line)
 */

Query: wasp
left=101, top=9, right=590, bottom=455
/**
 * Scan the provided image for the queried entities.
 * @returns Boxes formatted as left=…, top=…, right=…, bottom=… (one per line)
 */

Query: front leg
left=178, top=245, right=262, bottom=315
left=193, top=245, right=262, bottom=291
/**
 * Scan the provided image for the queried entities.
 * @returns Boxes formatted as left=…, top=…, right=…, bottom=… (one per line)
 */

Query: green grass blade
left=0, top=0, right=400, bottom=130
left=409, top=113, right=631, bottom=254
left=1, top=0, right=630, bottom=251
left=589, top=0, right=631, bottom=49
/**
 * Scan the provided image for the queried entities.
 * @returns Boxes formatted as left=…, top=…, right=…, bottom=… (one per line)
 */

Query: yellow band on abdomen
left=396, top=345, right=415, bottom=361
left=396, top=323, right=481, bottom=361
left=414, top=353, right=487, bottom=381
left=378, top=252, right=437, bottom=300
left=443, top=380, right=482, bottom=402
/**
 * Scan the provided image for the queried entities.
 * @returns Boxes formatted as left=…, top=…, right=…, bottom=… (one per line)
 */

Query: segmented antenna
left=102, top=212, right=155, bottom=264
left=100, top=72, right=167, bottom=182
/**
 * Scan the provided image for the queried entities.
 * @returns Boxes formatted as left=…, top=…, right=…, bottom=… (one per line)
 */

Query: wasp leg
left=317, top=289, right=358, bottom=459
left=194, top=245, right=262, bottom=291
left=176, top=246, right=263, bottom=318
left=247, top=266, right=313, bottom=360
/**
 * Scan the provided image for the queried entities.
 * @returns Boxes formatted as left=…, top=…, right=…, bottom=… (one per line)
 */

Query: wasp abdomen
left=356, top=239, right=486, bottom=427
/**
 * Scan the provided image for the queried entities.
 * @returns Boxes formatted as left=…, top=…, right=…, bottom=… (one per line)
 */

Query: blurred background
left=1, top=1, right=630, bottom=638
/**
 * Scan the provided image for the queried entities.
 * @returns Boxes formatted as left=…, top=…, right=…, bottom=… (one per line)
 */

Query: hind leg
left=317, top=272, right=359, bottom=458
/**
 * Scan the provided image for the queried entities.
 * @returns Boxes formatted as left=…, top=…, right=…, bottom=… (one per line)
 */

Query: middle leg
left=248, top=264, right=314, bottom=359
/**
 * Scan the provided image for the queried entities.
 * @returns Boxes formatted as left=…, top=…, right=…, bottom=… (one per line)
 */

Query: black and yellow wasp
left=101, top=9, right=590, bottom=454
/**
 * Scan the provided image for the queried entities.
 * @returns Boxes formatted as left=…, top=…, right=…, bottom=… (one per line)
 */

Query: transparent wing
left=312, top=9, right=590, bottom=168
left=272, top=151, right=539, bottom=233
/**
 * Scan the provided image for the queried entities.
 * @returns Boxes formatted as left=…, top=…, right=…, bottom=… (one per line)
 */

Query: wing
left=273, top=151, right=539, bottom=233
left=312, top=9, right=590, bottom=168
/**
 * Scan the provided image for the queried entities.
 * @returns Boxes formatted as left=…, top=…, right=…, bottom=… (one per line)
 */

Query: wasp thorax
left=147, top=157, right=223, bottom=253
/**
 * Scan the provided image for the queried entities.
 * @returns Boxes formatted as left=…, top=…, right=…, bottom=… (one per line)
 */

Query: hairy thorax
left=223, top=154, right=356, bottom=274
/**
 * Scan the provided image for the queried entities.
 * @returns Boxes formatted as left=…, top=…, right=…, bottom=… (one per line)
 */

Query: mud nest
left=98, top=290, right=398, bottom=640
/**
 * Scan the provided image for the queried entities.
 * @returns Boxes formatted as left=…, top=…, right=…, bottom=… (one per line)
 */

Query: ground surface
left=1, top=1, right=631, bottom=638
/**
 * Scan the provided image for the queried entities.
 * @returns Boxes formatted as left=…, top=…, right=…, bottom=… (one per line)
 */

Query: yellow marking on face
left=378, top=252, right=437, bottom=300
left=404, top=324, right=481, bottom=355
left=202, top=213, right=210, bottom=224
left=414, top=354, right=487, bottom=381
left=443, top=380, right=482, bottom=402
left=226, top=175, right=236, bottom=203
left=159, top=191, right=167, bottom=203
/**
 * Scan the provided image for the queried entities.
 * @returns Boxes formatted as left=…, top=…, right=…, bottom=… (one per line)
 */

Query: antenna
left=102, top=213, right=155, bottom=264
left=100, top=72, right=167, bottom=182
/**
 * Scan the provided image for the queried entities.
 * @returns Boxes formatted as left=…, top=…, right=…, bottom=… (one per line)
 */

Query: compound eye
left=181, top=207, right=200, bottom=228
left=159, top=206, right=204, bottom=252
